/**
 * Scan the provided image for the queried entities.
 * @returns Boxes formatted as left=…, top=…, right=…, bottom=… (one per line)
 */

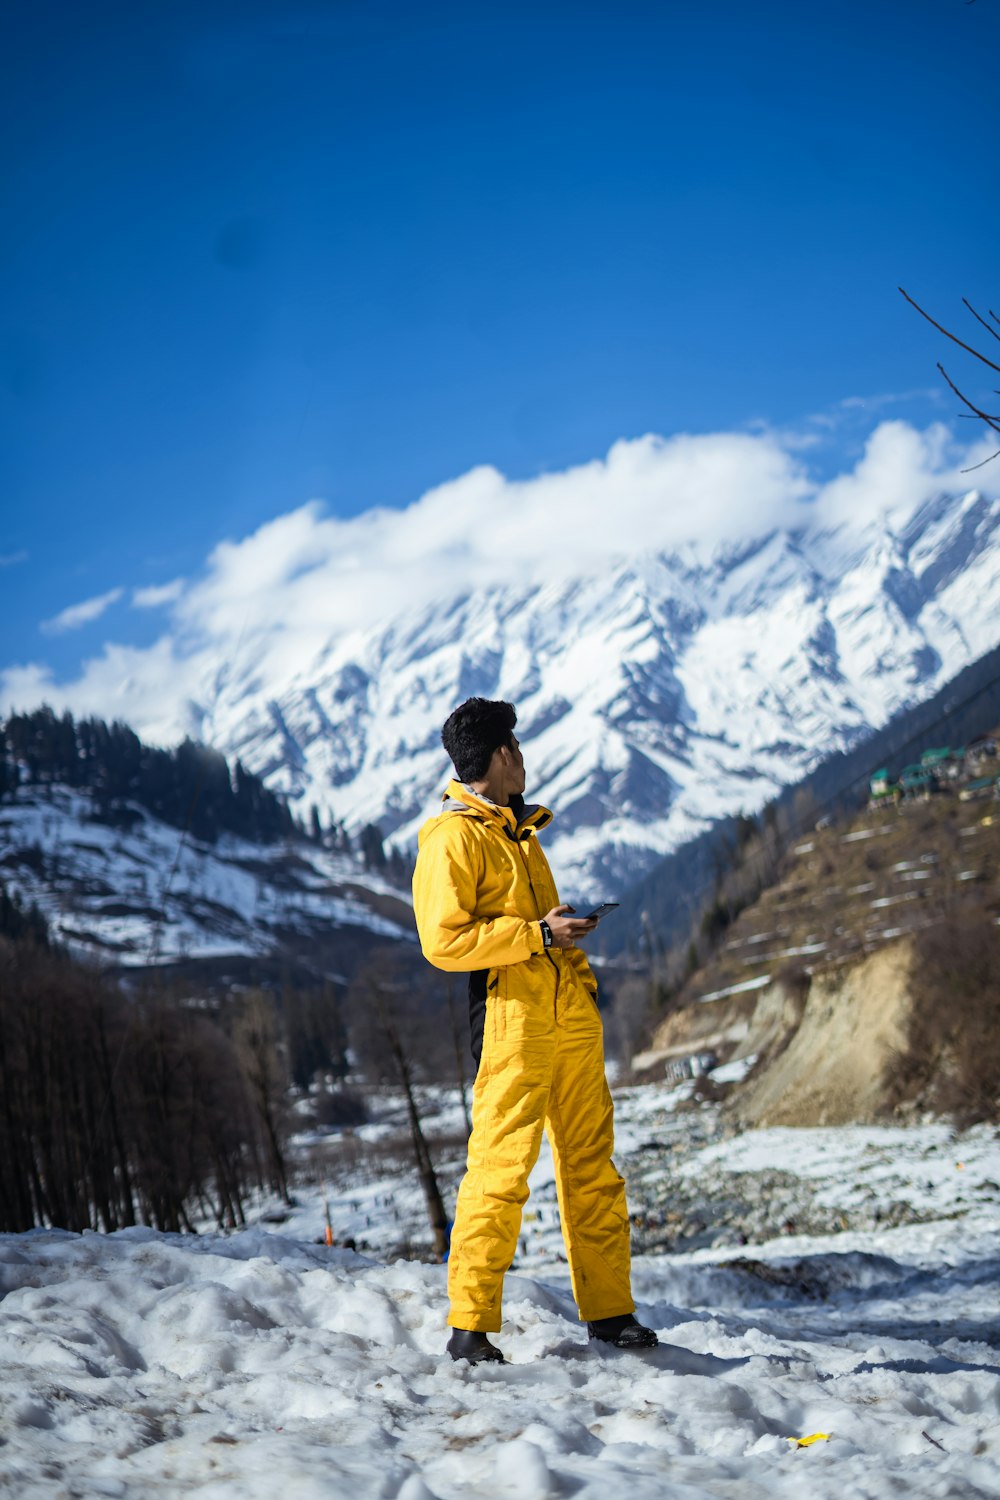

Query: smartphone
left=583, top=902, right=619, bottom=922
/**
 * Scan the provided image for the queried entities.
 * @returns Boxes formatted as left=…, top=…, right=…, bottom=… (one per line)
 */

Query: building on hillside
left=920, top=747, right=951, bottom=769
left=898, top=763, right=936, bottom=800
left=958, top=774, right=999, bottom=803
left=920, top=746, right=963, bottom=781
left=966, top=734, right=998, bottom=767
left=868, top=767, right=900, bottom=808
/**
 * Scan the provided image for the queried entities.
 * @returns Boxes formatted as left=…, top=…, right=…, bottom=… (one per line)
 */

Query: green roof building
left=920, top=747, right=951, bottom=767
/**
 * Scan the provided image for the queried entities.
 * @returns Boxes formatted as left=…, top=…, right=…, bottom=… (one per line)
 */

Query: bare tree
left=348, top=954, right=451, bottom=1259
left=234, top=991, right=292, bottom=1204
left=0, top=918, right=301, bottom=1236
left=900, top=288, right=1000, bottom=469
left=604, top=974, right=656, bottom=1071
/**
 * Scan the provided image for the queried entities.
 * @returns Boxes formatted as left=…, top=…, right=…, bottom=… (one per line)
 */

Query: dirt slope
left=729, top=942, right=913, bottom=1127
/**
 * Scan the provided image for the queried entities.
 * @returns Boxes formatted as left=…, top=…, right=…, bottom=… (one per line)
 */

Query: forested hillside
left=0, top=705, right=415, bottom=975
left=0, top=879, right=359, bottom=1236
left=0, top=706, right=296, bottom=845
left=0, top=876, right=472, bottom=1239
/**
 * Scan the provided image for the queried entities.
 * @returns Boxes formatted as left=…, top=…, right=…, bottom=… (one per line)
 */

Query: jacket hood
left=418, top=779, right=553, bottom=847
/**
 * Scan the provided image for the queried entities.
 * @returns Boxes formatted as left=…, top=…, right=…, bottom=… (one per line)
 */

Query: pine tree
left=360, top=822, right=386, bottom=870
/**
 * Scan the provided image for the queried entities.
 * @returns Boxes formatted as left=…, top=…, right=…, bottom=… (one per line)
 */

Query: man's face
left=502, top=735, right=526, bottom=798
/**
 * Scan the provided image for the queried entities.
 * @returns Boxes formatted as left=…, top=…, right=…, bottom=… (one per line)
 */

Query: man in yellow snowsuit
left=412, top=697, right=658, bottom=1363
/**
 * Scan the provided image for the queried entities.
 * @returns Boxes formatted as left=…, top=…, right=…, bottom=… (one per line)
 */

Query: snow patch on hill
left=0, top=785, right=414, bottom=968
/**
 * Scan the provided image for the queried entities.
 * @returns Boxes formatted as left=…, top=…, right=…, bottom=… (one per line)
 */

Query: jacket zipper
left=515, top=836, right=561, bottom=986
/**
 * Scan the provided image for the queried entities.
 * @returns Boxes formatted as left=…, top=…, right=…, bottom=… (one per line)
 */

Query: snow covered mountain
left=0, top=784, right=414, bottom=973
left=195, top=486, right=1000, bottom=895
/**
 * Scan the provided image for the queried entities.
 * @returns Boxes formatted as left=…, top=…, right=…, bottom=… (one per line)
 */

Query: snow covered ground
left=3, top=1086, right=1000, bottom=1498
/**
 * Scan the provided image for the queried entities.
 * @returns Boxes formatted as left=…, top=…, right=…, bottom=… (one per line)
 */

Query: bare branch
left=900, top=287, right=1000, bottom=375
left=937, top=363, right=1000, bottom=470
left=938, top=362, right=1000, bottom=434
left=963, top=298, right=1000, bottom=345
left=961, top=448, right=1000, bottom=472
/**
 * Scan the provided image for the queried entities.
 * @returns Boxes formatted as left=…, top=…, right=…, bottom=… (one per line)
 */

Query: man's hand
left=542, top=904, right=598, bottom=949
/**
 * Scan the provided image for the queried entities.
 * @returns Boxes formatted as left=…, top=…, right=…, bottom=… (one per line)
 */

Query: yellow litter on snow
left=790, top=1433, right=831, bottom=1448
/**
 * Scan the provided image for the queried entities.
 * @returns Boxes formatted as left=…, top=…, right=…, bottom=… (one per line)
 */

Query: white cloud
left=3, top=422, right=994, bottom=744
left=0, top=639, right=199, bottom=741
left=40, top=587, right=125, bottom=636
left=811, top=420, right=987, bottom=534
left=0, top=550, right=28, bottom=568
left=172, top=430, right=811, bottom=648
left=834, top=388, right=943, bottom=414
left=0, top=661, right=55, bottom=707
left=132, top=579, right=186, bottom=609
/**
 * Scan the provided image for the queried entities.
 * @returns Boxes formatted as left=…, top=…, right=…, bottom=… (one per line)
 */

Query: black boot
left=587, top=1313, right=658, bottom=1349
left=447, top=1328, right=505, bottom=1364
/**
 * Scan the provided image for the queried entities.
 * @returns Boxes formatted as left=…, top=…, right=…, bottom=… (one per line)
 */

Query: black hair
left=441, top=697, right=517, bottom=783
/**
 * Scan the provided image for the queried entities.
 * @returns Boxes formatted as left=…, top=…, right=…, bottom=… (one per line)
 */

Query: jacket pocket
left=486, top=968, right=500, bottom=1048
left=493, top=961, right=553, bottom=1045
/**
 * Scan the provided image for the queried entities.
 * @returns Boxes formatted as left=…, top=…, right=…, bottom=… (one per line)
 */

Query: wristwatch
left=539, top=919, right=553, bottom=949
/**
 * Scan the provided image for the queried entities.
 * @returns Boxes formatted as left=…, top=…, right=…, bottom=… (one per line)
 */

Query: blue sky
left=2, top=0, right=998, bottom=718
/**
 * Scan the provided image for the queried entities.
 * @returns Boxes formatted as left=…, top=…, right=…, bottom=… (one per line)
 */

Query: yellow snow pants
left=447, top=963, right=634, bottom=1332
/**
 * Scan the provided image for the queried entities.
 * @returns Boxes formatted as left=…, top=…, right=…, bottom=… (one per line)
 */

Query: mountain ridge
left=187, top=485, right=998, bottom=895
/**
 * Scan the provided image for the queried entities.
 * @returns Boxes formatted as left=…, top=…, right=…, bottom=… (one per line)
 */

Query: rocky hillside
left=638, top=735, right=1000, bottom=1125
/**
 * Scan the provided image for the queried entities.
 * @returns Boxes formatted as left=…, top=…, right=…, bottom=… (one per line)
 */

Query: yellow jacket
left=412, top=779, right=597, bottom=1007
